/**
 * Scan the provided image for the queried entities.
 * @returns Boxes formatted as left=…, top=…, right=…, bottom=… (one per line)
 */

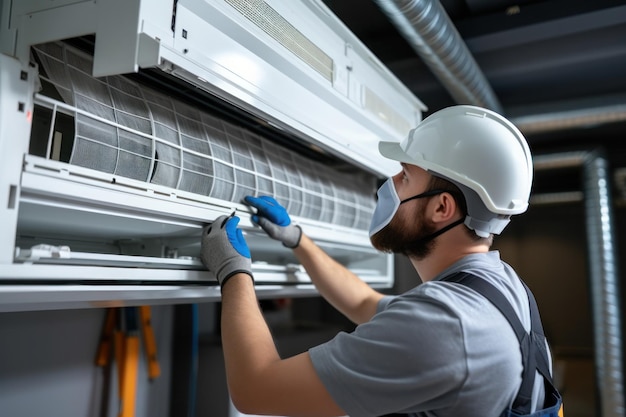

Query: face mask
left=369, top=178, right=447, bottom=237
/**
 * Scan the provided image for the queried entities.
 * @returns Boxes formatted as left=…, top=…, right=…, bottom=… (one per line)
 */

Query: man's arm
left=294, top=234, right=384, bottom=324
left=220, top=274, right=346, bottom=417
left=244, top=195, right=384, bottom=324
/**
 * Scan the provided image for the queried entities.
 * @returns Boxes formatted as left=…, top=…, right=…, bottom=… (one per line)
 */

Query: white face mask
left=369, top=179, right=400, bottom=237
left=369, top=178, right=450, bottom=237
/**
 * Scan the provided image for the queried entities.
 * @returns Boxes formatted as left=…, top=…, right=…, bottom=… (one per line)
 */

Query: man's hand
left=244, top=196, right=302, bottom=248
left=201, top=214, right=253, bottom=287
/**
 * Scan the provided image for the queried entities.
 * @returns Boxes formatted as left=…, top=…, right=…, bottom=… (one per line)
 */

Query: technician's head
left=370, top=105, right=533, bottom=246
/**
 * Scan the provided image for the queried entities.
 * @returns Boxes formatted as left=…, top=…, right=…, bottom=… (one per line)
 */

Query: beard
left=370, top=202, right=438, bottom=260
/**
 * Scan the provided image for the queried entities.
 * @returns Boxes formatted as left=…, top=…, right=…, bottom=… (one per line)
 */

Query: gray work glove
left=201, top=214, right=253, bottom=287
left=243, top=196, right=302, bottom=248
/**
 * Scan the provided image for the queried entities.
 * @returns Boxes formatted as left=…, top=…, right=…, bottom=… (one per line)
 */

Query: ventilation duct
left=372, top=0, right=502, bottom=113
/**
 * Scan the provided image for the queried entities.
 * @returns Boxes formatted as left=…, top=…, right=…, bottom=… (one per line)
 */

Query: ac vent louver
left=224, top=0, right=334, bottom=82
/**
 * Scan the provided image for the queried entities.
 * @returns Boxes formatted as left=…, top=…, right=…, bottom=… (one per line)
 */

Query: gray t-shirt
left=309, top=251, right=547, bottom=417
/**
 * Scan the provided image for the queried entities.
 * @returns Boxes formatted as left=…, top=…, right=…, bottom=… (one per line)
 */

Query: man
left=201, top=105, right=554, bottom=416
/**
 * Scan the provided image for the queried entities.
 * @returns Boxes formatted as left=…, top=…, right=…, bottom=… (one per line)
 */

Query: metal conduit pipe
left=584, top=152, right=625, bottom=417
left=534, top=151, right=625, bottom=417
left=372, top=0, right=502, bottom=113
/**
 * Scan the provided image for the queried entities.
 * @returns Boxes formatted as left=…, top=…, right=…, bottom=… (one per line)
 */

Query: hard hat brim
left=379, top=140, right=413, bottom=164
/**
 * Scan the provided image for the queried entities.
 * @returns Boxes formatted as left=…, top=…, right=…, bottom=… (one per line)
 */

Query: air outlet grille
left=224, top=0, right=333, bottom=82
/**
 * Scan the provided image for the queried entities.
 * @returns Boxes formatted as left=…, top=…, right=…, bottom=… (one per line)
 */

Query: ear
left=429, top=192, right=458, bottom=224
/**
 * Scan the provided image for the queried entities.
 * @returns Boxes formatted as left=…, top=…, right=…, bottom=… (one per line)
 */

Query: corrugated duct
left=371, top=0, right=502, bottom=113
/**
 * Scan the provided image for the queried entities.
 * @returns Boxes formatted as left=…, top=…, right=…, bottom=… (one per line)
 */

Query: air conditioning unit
left=0, top=0, right=426, bottom=311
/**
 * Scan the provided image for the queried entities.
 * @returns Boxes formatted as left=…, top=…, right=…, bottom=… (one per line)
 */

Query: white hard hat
left=378, top=105, right=533, bottom=237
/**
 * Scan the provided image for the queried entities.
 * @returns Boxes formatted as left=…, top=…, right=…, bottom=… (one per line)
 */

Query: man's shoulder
left=388, top=274, right=515, bottom=332
left=397, top=276, right=488, bottom=309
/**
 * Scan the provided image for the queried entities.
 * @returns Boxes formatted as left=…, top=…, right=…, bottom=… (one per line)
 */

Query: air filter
left=31, top=42, right=377, bottom=231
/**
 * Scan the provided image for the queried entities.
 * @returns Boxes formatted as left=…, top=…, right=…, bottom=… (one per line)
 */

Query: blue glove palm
left=201, top=215, right=253, bottom=287
left=244, top=196, right=302, bottom=248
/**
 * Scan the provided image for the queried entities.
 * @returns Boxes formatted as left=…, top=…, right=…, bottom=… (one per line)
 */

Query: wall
left=0, top=306, right=174, bottom=417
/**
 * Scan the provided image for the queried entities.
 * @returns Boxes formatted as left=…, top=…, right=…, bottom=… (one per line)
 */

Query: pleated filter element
left=31, top=43, right=377, bottom=231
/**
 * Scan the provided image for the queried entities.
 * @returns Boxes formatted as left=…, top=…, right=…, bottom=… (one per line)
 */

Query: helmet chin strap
left=416, top=217, right=465, bottom=245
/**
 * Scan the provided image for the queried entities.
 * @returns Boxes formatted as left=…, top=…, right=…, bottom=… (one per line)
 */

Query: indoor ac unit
left=0, top=0, right=426, bottom=312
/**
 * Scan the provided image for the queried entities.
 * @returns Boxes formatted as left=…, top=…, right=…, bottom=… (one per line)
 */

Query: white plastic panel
left=0, top=53, right=38, bottom=263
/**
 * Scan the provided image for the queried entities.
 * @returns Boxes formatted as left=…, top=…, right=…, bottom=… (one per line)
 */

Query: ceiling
left=321, top=0, right=626, bottom=158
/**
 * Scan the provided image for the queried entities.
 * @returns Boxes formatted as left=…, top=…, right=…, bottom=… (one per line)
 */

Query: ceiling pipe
left=372, top=0, right=502, bottom=113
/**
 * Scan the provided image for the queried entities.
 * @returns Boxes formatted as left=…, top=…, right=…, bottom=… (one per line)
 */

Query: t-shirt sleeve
left=309, top=295, right=468, bottom=416
left=376, top=295, right=393, bottom=313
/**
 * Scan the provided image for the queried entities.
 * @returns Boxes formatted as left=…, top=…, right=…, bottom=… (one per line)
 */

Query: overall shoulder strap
left=442, top=272, right=554, bottom=414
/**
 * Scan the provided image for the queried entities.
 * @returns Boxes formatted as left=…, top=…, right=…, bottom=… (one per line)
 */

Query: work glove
left=201, top=214, right=253, bottom=287
left=244, top=196, right=302, bottom=248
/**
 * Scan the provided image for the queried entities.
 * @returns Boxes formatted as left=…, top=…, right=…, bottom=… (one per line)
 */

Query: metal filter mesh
left=32, top=43, right=377, bottom=231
